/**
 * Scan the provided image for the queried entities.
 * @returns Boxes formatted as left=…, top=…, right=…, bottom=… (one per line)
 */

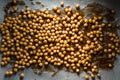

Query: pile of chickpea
left=0, top=1, right=120, bottom=80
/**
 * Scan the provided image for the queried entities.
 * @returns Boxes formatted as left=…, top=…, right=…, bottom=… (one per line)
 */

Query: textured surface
left=0, top=0, right=120, bottom=80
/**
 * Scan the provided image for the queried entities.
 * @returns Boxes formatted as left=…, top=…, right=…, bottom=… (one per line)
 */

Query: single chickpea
left=75, top=4, right=80, bottom=9
left=85, top=74, right=89, bottom=80
left=53, top=6, right=58, bottom=11
left=97, top=73, right=101, bottom=78
left=60, top=1, right=64, bottom=7
left=20, top=73, right=24, bottom=78
left=91, top=74, right=95, bottom=79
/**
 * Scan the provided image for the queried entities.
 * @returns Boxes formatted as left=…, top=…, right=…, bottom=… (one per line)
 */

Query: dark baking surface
left=0, top=0, right=120, bottom=80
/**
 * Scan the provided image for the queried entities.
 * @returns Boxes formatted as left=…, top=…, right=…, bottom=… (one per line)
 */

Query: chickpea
left=60, top=1, right=64, bottom=7
left=93, top=65, right=97, bottom=69
left=108, top=54, right=112, bottom=58
left=56, top=9, right=61, bottom=14
left=9, top=71, right=13, bottom=75
left=111, top=9, right=115, bottom=14
left=84, top=23, right=88, bottom=27
left=39, top=63, right=43, bottom=67
left=0, top=62, right=5, bottom=66
left=91, top=74, right=95, bottom=79
left=20, top=73, right=24, bottom=78
left=76, top=68, right=80, bottom=73
left=53, top=6, right=58, bottom=11
left=44, top=61, right=48, bottom=65
left=108, top=64, right=113, bottom=68
left=72, top=66, right=76, bottom=70
left=88, top=18, right=92, bottom=23
left=98, top=16, right=102, bottom=20
left=91, top=68, right=95, bottom=73
left=75, top=4, right=80, bottom=9
left=111, top=52, right=116, bottom=57
left=13, top=68, right=18, bottom=73
left=13, top=0, right=17, bottom=4
left=85, top=74, right=89, bottom=80
left=26, top=63, right=30, bottom=67
left=13, top=7, right=18, bottom=12
left=108, top=23, right=112, bottom=27
left=5, top=71, right=9, bottom=76
left=84, top=67, right=87, bottom=70
left=97, top=73, right=101, bottom=78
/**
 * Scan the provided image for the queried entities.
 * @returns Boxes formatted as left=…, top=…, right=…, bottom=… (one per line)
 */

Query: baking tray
left=0, top=0, right=120, bottom=80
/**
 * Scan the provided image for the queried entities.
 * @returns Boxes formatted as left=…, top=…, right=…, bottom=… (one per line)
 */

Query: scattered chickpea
left=60, top=1, right=64, bottom=7
left=91, top=74, right=95, bottom=79
left=13, top=68, right=18, bottom=73
left=111, top=9, right=115, bottom=14
left=0, top=62, right=5, bottom=66
left=85, top=74, right=89, bottom=80
left=97, top=73, right=101, bottom=78
left=20, top=73, right=24, bottom=78
left=0, top=3, right=119, bottom=79
left=75, top=4, right=80, bottom=9
left=5, top=71, right=9, bottom=76
left=108, top=23, right=112, bottom=27
left=13, top=0, right=17, bottom=4
left=108, top=63, right=113, bottom=68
